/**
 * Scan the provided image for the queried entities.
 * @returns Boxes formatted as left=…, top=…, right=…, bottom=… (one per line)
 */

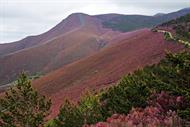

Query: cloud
left=111, top=0, right=190, bottom=15
left=0, top=0, right=189, bottom=43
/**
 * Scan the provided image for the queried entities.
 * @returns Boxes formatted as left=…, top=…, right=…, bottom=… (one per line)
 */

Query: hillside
left=32, top=29, right=184, bottom=117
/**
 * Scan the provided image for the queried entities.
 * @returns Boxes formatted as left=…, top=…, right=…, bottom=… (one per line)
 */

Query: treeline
left=1, top=50, right=190, bottom=127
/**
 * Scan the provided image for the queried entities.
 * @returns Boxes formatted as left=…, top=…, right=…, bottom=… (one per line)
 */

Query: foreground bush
left=84, top=107, right=180, bottom=127
left=84, top=92, right=184, bottom=127
left=0, top=73, right=51, bottom=127
left=56, top=99, right=83, bottom=127
left=100, top=75, right=150, bottom=116
left=56, top=91, right=105, bottom=127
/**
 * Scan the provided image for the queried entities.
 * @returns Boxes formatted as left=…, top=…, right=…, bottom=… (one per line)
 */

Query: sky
left=0, top=0, right=190, bottom=43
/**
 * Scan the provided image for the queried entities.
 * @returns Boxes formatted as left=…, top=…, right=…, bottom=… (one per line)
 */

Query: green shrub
left=56, top=91, right=105, bottom=127
left=100, top=73, right=150, bottom=115
left=57, top=99, right=83, bottom=127
left=79, top=91, right=105, bottom=124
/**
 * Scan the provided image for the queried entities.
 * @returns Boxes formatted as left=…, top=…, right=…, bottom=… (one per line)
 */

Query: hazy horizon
left=0, top=0, right=190, bottom=43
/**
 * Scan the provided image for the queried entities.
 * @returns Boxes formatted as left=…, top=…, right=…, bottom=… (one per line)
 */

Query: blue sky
left=0, top=0, right=190, bottom=43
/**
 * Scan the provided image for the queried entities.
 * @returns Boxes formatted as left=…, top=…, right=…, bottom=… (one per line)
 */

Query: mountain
left=0, top=13, right=109, bottom=56
left=0, top=8, right=189, bottom=87
left=0, top=13, right=122, bottom=86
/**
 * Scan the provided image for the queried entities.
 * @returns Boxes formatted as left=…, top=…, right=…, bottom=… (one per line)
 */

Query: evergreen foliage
left=56, top=91, right=105, bottom=127
left=57, top=99, right=83, bottom=127
left=0, top=73, right=51, bottom=127
left=79, top=91, right=105, bottom=124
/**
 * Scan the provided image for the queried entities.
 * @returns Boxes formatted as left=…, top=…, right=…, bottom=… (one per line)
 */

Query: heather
left=85, top=92, right=185, bottom=127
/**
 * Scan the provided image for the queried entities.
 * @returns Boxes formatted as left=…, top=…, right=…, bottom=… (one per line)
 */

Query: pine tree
left=57, top=99, right=84, bottom=127
left=0, top=73, right=51, bottom=127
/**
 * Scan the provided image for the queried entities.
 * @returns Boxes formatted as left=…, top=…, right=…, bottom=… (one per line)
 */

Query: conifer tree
left=0, top=73, right=51, bottom=127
